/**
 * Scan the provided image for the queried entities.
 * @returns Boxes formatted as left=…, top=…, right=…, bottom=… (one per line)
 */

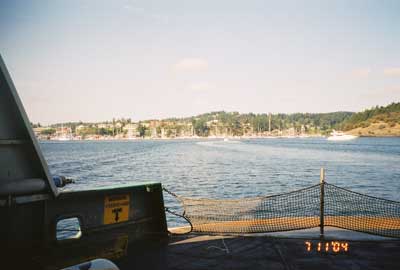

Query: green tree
left=40, top=128, right=56, bottom=136
left=138, top=124, right=147, bottom=137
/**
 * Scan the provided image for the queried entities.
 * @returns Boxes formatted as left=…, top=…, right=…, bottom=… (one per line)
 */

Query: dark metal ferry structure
left=1, top=54, right=400, bottom=270
left=0, top=55, right=168, bottom=269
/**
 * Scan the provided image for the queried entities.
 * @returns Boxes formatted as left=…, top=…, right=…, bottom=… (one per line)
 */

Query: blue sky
left=1, top=0, right=399, bottom=124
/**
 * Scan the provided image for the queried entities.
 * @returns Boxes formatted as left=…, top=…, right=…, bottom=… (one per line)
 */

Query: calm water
left=40, top=137, right=400, bottom=227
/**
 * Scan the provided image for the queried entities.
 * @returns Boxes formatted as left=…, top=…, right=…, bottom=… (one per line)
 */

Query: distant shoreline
left=38, top=135, right=400, bottom=142
left=347, top=122, right=400, bottom=137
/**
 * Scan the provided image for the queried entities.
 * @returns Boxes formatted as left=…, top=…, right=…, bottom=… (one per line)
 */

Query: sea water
left=40, top=137, right=400, bottom=227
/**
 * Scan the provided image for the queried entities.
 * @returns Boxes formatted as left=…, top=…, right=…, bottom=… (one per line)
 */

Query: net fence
left=324, top=183, right=400, bottom=238
left=165, top=183, right=400, bottom=238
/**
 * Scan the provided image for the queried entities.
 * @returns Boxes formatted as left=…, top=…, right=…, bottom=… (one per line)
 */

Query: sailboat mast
left=268, top=113, right=271, bottom=133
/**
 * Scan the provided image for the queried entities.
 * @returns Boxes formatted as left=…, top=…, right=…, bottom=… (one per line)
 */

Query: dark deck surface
left=116, top=229, right=400, bottom=270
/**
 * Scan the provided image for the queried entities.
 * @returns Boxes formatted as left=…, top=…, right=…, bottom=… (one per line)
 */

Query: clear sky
left=1, top=0, right=399, bottom=124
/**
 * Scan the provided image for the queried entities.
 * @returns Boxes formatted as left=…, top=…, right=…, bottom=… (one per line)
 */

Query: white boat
left=56, top=135, right=71, bottom=141
left=327, top=130, right=357, bottom=141
left=56, top=124, right=72, bottom=141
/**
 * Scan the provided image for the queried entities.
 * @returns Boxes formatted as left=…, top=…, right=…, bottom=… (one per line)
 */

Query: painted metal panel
left=0, top=54, right=57, bottom=197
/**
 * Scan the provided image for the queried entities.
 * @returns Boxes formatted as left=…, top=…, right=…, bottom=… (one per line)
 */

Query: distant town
left=32, top=111, right=349, bottom=141
left=32, top=103, right=400, bottom=140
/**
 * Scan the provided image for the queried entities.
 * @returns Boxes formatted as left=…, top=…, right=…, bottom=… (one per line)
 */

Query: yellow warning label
left=104, top=194, right=130, bottom=224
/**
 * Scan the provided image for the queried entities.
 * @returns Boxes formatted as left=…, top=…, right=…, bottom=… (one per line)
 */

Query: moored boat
left=327, top=130, right=357, bottom=141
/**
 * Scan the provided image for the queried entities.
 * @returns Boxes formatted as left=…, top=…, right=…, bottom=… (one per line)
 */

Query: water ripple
left=40, top=138, right=400, bottom=227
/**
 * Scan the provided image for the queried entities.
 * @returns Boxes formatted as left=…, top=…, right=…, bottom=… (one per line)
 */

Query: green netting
left=165, top=183, right=400, bottom=238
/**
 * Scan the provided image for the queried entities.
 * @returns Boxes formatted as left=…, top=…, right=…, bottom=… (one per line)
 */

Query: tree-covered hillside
left=33, top=102, right=400, bottom=138
left=341, top=102, right=400, bottom=131
left=168, top=111, right=354, bottom=136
